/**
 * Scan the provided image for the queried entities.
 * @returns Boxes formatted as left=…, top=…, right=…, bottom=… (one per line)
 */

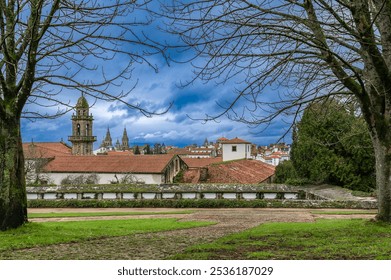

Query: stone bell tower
left=68, top=95, right=97, bottom=155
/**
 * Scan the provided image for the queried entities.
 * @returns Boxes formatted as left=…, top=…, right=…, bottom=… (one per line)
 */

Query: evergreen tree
left=290, top=100, right=375, bottom=192
left=144, top=144, right=152, bottom=155
left=274, top=161, right=298, bottom=184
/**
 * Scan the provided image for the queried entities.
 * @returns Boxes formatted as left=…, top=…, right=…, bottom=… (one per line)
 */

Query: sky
left=20, top=2, right=293, bottom=149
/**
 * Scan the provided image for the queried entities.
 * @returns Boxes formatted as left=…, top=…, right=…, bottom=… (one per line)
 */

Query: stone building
left=221, top=137, right=252, bottom=161
left=101, top=127, right=113, bottom=148
left=68, top=95, right=97, bottom=155
left=97, top=126, right=130, bottom=153
left=23, top=96, right=186, bottom=185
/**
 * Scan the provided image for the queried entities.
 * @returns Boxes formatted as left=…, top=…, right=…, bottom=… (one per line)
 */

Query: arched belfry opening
left=68, top=95, right=97, bottom=155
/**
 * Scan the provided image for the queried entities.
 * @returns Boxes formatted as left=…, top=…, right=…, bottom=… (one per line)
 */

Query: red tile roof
left=189, top=148, right=214, bottom=153
left=206, top=159, right=275, bottom=184
left=43, top=154, right=177, bottom=174
left=221, top=137, right=251, bottom=144
left=183, top=169, right=201, bottom=183
left=181, top=157, right=222, bottom=168
left=23, top=142, right=72, bottom=159
left=166, top=148, right=189, bottom=155
left=106, top=150, right=134, bottom=156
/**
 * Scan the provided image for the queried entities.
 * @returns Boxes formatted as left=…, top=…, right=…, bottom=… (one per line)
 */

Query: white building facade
left=221, top=137, right=252, bottom=161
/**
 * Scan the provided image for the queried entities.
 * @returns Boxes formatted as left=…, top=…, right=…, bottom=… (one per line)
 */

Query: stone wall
left=26, top=183, right=376, bottom=210
left=26, top=190, right=306, bottom=201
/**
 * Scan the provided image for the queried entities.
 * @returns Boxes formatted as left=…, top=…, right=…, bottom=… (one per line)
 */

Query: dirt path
left=2, top=208, right=376, bottom=260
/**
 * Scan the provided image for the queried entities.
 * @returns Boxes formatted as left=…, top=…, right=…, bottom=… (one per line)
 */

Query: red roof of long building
left=42, top=154, right=178, bottom=174
left=166, top=148, right=189, bottom=155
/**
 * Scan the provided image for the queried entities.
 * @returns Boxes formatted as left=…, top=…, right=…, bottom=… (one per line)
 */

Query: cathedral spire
left=204, top=138, right=209, bottom=147
left=121, top=127, right=129, bottom=150
left=101, top=127, right=113, bottom=147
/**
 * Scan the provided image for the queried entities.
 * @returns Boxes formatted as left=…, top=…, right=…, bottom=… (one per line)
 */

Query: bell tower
left=68, top=95, right=97, bottom=155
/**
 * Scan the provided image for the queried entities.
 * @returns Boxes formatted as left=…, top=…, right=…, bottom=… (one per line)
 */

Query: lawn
left=170, top=219, right=391, bottom=260
left=28, top=210, right=194, bottom=219
left=0, top=218, right=212, bottom=252
left=310, top=210, right=376, bottom=215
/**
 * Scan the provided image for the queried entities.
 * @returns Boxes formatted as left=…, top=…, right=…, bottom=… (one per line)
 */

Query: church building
left=23, top=95, right=187, bottom=185
left=99, top=126, right=130, bottom=153
left=68, top=95, right=97, bottom=155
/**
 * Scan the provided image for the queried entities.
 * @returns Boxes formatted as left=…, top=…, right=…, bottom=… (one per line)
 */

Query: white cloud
left=92, top=103, right=128, bottom=124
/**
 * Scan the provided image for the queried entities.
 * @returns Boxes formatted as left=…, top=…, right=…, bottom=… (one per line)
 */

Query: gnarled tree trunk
left=373, top=137, right=391, bottom=222
left=0, top=115, right=27, bottom=230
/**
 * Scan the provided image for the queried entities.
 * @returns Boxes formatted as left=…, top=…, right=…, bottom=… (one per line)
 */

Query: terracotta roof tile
left=181, top=157, right=222, bottom=168
left=23, top=142, right=72, bottom=159
left=43, top=154, right=177, bottom=174
left=183, top=169, right=201, bottom=183
left=106, top=150, right=134, bottom=156
left=166, top=148, right=189, bottom=155
left=221, top=137, right=251, bottom=144
left=206, top=159, right=275, bottom=184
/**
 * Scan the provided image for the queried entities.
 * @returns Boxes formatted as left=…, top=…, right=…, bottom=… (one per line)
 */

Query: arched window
left=86, top=124, right=89, bottom=136
left=77, top=124, right=81, bottom=136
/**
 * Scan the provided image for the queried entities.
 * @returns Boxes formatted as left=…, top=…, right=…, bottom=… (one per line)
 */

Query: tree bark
left=373, top=137, right=391, bottom=222
left=0, top=115, right=27, bottom=230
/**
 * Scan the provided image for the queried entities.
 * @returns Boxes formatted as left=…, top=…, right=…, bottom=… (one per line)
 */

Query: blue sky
left=20, top=2, right=293, bottom=148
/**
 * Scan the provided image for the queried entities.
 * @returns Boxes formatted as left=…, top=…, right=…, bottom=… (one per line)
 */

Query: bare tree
left=0, top=0, right=166, bottom=230
left=159, top=0, right=391, bottom=221
left=24, top=142, right=53, bottom=185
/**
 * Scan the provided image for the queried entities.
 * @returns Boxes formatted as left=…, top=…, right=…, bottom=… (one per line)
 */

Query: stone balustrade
left=26, top=190, right=315, bottom=201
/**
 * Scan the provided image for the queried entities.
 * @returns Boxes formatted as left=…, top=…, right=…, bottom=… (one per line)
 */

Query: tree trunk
left=0, top=115, right=27, bottom=230
left=373, top=138, right=391, bottom=222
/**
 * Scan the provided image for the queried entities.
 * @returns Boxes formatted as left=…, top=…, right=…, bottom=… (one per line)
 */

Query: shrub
left=273, top=161, right=298, bottom=183
left=27, top=199, right=376, bottom=209
left=60, top=174, right=100, bottom=185
left=285, top=178, right=311, bottom=186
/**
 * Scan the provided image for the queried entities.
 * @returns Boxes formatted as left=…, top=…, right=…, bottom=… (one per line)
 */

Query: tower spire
left=101, top=126, right=113, bottom=148
left=122, top=126, right=129, bottom=150
left=68, top=94, right=96, bottom=155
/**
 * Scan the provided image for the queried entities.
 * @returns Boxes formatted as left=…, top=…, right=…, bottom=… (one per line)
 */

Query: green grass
left=28, top=210, right=194, bottom=219
left=0, top=218, right=212, bottom=252
left=170, top=219, right=391, bottom=260
left=310, top=210, right=376, bottom=215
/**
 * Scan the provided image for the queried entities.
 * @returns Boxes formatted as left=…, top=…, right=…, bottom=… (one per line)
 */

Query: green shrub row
left=27, top=199, right=377, bottom=209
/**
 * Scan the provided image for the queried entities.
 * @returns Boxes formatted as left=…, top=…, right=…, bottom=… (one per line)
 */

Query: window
left=232, top=145, right=237, bottom=152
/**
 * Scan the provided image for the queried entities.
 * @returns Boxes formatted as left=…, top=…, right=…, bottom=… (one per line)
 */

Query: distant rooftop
left=43, top=154, right=178, bottom=174
left=221, top=137, right=251, bottom=144
left=23, top=142, right=72, bottom=159
left=205, top=159, right=275, bottom=184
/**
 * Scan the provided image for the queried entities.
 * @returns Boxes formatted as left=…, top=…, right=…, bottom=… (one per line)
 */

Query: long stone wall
left=26, top=190, right=308, bottom=201
left=26, top=183, right=377, bottom=210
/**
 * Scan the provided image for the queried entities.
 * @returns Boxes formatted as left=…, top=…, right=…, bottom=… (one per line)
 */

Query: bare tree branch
left=0, top=0, right=168, bottom=120
left=155, top=0, right=391, bottom=221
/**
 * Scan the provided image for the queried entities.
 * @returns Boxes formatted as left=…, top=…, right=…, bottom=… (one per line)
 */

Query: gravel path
left=1, top=208, right=375, bottom=260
